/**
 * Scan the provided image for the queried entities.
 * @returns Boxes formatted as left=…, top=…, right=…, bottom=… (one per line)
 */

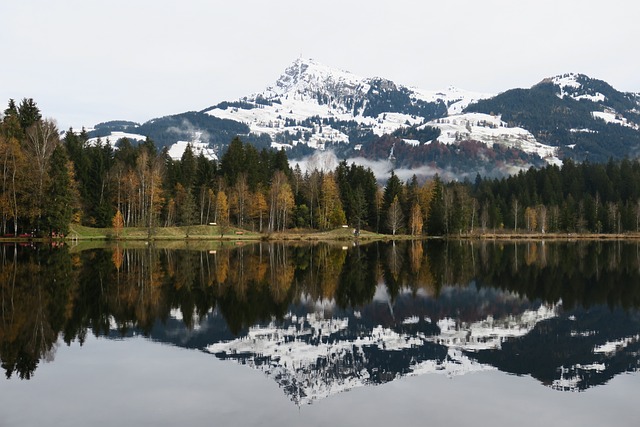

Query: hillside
left=465, top=73, right=640, bottom=162
left=86, top=61, right=640, bottom=178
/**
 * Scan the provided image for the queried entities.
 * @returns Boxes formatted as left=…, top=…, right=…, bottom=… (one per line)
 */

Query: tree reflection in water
left=1, top=240, right=640, bottom=399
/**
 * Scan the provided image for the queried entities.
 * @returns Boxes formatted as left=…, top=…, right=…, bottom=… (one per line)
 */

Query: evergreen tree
left=179, top=143, right=197, bottom=189
left=220, top=137, right=245, bottom=186
left=382, top=171, right=404, bottom=233
left=44, top=146, right=75, bottom=235
left=175, top=183, right=197, bottom=237
left=3, top=99, right=18, bottom=119
left=427, top=175, right=446, bottom=235
left=16, top=98, right=41, bottom=131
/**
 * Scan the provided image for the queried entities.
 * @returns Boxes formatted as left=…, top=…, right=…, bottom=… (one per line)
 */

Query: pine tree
left=44, top=146, right=75, bottom=235
left=427, top=175, right=446, bottom=235
left=179, top=143, right=197, bottom=189
left=17, top=98, right=41, bottom=131
left=3, top=99, right=18, bottom=119
left=382, top=170, right=404, bottom=233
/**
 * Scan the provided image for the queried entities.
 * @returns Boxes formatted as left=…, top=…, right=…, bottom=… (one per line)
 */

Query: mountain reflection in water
left=1, top=240, right=639, bottom=403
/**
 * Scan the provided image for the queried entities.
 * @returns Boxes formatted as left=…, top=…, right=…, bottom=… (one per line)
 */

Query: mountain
left=465, top=73, right=640, bottom=162
left=88, top=61, right=640, bottom=178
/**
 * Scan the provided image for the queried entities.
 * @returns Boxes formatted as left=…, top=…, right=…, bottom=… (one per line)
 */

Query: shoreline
left=3, top=227, right=640, bottom=244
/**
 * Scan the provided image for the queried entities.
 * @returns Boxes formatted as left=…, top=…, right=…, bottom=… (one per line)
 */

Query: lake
left=1, top=240, right=639, bottom=426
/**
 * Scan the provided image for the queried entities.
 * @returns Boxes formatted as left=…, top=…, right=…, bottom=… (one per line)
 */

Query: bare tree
left=537, top=205, right=547, bottom=233
left=387, top=195, right=404, bottom=235
left=232, top=173, right=249, bottom=228
left=511, top=198, right=519, bottom=231
left=24, top=119, right=59, bottom=226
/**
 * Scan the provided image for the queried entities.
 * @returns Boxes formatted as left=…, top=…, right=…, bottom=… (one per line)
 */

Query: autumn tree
left=408, top=203, right=423, bottom=236
left=304, top=169, right=322, bottom=229
left=135, top=146, right=165, bottom=238
left=318, top=172, right=346, bottom=230
left=112, top=209, right=124, bottom=238
left=215, top=189, right=229, bottom=236
left=524, top=206, right=537, bottom=232
left=249, top=188, right=268, bottom=232
left=268, top=171, right=294, bottom=232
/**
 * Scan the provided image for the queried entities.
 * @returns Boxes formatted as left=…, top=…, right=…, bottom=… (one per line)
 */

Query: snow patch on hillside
left=87, top=131, right=146, bottom=147
left=411, top=85, right=493, bottom=115
left=167, top=131, right=217, bottom=160
left=552, top=73, right=606, bottom=102
left=426, top=113, right=561, bottom=165
left=592, top=109, right=639, bottom=129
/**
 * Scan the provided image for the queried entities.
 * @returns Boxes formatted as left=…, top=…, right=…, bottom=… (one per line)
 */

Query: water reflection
left=1, top=240, right=640, bottom=402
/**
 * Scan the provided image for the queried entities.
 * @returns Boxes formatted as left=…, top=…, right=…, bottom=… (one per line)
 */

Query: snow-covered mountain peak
left=547, top=73, right=607, bottom=102
left=266, top=57, right=366, bottom=100
left=551, top=72, right=585, bottom=90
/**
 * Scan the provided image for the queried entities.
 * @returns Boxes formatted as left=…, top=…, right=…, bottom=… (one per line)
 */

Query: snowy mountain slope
left=202, top=58, right=490, bottom=150
left=167, top=132, right=218, bottom=161
left=87, top=59, right=640, bottom=175
left=466, top=73, right=640, bottom=162
left=425, top=112, right=561, bottom=165
left=87, top=130, right=147, bottom=146
left=551, top=73, right=640, bottom=131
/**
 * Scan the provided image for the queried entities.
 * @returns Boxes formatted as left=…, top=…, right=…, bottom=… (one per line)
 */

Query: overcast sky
left=1, top=0, right=638, bottom=131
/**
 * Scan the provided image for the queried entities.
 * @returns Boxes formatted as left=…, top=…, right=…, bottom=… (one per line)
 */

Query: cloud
left=167, top=119, right=211, bottom=145
left=292, top=150, right=532, bottom=183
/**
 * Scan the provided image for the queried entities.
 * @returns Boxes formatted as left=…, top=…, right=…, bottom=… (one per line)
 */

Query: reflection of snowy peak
left=430, top=304, right=559, bottom=351
left=103, top=279, right=640, bottom=404
left=205, top=302, right=557, bottom=405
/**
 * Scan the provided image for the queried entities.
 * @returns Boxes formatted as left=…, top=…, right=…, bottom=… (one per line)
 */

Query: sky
left=1, top=0, right=639, bottom=131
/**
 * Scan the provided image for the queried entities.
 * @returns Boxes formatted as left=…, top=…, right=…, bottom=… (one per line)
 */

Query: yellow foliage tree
left=112, top=209, right=124, bottom=238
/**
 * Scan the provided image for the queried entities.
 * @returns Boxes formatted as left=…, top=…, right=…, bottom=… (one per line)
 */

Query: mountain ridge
left=87, top=58, right=640, bottom=178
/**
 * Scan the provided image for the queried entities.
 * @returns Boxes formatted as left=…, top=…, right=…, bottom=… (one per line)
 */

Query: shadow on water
left=2, top=240, right=640, bottom=401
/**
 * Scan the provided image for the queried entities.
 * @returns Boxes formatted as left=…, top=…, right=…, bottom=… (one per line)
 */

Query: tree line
left=4, top=98, right=640, bottom=237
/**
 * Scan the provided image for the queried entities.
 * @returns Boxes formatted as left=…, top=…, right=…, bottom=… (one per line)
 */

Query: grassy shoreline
left=4, top=224, right=640, bottom=244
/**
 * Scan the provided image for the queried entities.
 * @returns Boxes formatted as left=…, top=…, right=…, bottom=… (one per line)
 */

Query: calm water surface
left=1, top=240, right=639, bottom=426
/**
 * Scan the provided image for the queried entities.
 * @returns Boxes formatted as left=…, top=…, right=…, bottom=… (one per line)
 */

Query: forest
left=3, top=97, right=640, bottom=238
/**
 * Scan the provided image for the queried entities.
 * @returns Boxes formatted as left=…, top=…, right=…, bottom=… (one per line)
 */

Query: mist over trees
left=4, top=98, right=640, bottom=237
